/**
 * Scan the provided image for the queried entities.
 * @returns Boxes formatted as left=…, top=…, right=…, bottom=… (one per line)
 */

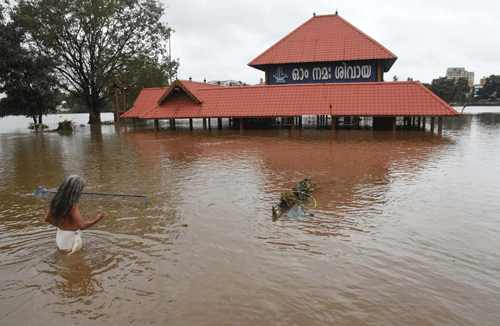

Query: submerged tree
left=0, top=6, right=60, bottom=127
left=12, top=0, right=178, bottom=124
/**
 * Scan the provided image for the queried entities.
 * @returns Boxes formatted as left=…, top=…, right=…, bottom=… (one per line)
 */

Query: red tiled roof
left=120, top=80, right=223, bottom=118
left=248, top=14, right=397, bottom=72
left=120, top=87, right=167, bottom=118
left=179, top=80, right=224, bottom=100
left=124, top=80, right=458, bottom=120
left=157, top=79, right=223, bottom=105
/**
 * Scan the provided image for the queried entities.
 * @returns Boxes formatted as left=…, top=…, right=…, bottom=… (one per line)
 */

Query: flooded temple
left=121, top=13, right=459, bottom=132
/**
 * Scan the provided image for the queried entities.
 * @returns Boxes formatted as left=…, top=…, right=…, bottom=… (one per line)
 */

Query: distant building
left=472, top=84, right=483, bottom=97
left=446, top=67, right=474, bottom=87
left=207, top=80, right=241, bottom=86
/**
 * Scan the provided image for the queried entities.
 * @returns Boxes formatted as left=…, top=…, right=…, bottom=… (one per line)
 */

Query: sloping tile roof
left=121, top=80, right=224, bottom=118
left=248, top=14, right=397, bottom=72
left=157, top=79, right=224, bottom=105
left=120, top=87, right=167, bottom=118
left=124, top=80, right=458, bottom=120
left=179, top=79, right=224, bottom=99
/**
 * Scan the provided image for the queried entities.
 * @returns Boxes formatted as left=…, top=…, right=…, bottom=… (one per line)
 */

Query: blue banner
left=268, top=61, right=378, bottom=85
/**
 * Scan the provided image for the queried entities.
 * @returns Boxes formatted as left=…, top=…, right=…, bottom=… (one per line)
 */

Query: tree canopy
left=477, top=75, right=500, bottom=100
left=12, top=0, right=178, bottom=124
left=426, top=77, right=470, bottom=103
left=116, top=54, right=179, bottom=109
left=0, top=5, right=60, bottom=126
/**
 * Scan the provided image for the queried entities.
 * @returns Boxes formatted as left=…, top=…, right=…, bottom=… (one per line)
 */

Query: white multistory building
left=446, top=67, right=474, bottom=86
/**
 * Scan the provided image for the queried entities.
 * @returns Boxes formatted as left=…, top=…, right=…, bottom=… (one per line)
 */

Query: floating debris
left=55, top=119, right=75, bottom=132
left=272, top=176, right=317, bottom=220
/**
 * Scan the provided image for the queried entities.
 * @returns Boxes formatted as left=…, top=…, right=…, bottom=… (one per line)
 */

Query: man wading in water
left=44, top=175, right=106, bottom=253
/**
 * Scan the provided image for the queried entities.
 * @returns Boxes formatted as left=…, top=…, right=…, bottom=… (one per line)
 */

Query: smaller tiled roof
left=121, top=80, right=224, bottom=118
left=120, top=87, right=167, bottom=118
left=248, top=14, right=397, bottom=72
left=157, top=79, right=224, bottom=105
left=179, top=79, right=224, bottom=99
left=125, top=80, right=458, bottom=120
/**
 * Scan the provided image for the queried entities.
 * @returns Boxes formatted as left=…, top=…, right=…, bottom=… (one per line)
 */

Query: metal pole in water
left=33, top=187, right=148, bottom=204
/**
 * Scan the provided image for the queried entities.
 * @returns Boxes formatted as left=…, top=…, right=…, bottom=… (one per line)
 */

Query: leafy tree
left=428, top=77, right=455, bottom=102
left=478, top=75, right=500, bottom=100
left=12, top=0, right=178, bottom=124
left=0, top=6, right=60, bottom=127
left=113, top=54, right=179, bottom=111
left=425, top=77, right=471, bottom=103
left=454, top=77, right=470, bottom=102
left=60, top=92, right=91, bottom=113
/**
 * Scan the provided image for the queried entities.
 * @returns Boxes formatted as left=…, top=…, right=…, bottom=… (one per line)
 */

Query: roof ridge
left=178, top=79, right=212, bottom=84
left=314, top=13, right=338, bottom=17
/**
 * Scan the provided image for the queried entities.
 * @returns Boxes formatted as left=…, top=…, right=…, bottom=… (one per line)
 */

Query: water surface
left=1, top=110, right=499, bottom=325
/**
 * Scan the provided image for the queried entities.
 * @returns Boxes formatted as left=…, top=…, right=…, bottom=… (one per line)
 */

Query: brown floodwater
left=1, top=111, right=500, bottom=325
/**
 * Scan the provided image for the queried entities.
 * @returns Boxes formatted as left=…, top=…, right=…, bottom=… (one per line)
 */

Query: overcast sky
left=163, top=0, right=499, bottom=85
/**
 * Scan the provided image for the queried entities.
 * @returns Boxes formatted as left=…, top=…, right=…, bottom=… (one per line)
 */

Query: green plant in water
left=272, top=176, right=318, bottom=218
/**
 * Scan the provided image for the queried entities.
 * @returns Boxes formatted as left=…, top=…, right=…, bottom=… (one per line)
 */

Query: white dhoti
left=56, top=228, right=83, bottom=254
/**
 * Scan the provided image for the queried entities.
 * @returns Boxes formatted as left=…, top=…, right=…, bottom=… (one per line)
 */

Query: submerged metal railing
left=33, top=187, right=147, bottom=204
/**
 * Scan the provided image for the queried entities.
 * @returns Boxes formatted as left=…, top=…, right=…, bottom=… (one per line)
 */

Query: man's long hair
left=49, top=175, right=86, bottom=223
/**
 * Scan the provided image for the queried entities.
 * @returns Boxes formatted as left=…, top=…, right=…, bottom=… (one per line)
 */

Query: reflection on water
left=1, top=110, right=500, bottom=324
